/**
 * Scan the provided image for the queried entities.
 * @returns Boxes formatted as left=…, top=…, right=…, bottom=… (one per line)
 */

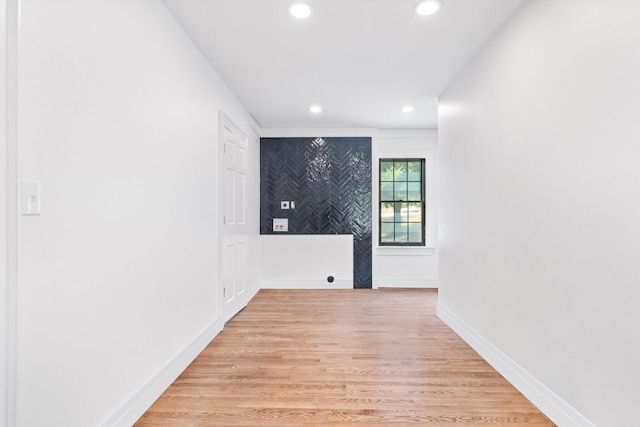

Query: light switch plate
left=280, top=201, right=290, bottom=209
left=21, top=180, right=42, bottom=216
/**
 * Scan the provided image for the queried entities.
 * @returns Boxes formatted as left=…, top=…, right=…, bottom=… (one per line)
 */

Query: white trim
left=260, top=127, right=377, bottom=138
left=6, top=1, right=19, bottom=425
left=217, top=111, right=225, bottom=335
left=102, top=319, right=224, bottom=427
left=436, top=302, right=595, bottom=427
left=376, top=128, right=437, bottom=138
left=259, top=127, right=438, bottom=139
left=375, top=246, right=435, bottom=256
left=247, top=279, right=260, bottom=298
left=248, top=114, right=262, bottom=137
left=373, top=279, right=439, bottom=289
left=260, top=279, right=353, bottom=289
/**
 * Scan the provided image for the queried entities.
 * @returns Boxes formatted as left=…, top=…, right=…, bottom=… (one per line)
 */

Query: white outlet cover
left=273, top=218, right=288, bottom=232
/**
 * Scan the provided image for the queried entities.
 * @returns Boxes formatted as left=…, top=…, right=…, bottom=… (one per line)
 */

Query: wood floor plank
left=135, top=289, right=555, bottom=426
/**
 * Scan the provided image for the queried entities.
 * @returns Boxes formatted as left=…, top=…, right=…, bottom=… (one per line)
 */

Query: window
left=379, top=159, right=425, bottom=246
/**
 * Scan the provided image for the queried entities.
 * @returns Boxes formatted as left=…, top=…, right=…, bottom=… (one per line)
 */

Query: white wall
left=16, top=1, right=255, bottom=426
left=1, top=1, right=8, bottom=425
left=259, top=128, right=439, bottom=289
left=372, top=133, right=439, bottom=288
left=438, top=1, right=640, bottom=426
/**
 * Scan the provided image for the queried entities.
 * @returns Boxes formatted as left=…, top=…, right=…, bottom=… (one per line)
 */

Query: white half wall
left=372, top=133, right=439, bottom=288
left=438, top=1, right=640, bottom=426
left=16, top=1, right=255, bottom=426
left=260, top=235, right=353, bottom=289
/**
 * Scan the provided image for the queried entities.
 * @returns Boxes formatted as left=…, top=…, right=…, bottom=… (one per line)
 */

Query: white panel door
left=221, top=118, right=249, bottom=322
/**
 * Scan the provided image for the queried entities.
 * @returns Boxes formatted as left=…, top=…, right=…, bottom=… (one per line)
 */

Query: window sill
left=375, top=246, right=435, bottom=256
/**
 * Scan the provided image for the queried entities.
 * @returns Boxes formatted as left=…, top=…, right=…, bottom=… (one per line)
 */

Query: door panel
left=236, top=173, right=245, bottom=224
left=222, top=243, right=235, bottom=305
left=224, top=168, right=235, bottom=225
left=221, top=118, right=249, bottom=321
left=235, top=242, right=247, bottom=297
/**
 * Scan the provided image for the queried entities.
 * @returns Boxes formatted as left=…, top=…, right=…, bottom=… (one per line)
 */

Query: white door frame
left=3, top=0, right=19, bottom=425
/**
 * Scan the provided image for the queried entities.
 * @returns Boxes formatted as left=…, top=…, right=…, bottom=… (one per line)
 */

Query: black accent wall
left=260, top=137, right=372, bottom=288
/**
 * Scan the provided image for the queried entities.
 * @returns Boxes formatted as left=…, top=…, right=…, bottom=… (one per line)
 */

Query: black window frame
left=378, top=158, right=426, bottom=246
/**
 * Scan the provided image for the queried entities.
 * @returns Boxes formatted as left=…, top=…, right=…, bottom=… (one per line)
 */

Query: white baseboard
left=246, top=279, right=260, bottom=300
left=260, top=279, right=352, bottom=289
left=436, top=302, right=594, bottom=427
left=102, top=319, right=224, bottom=427
left=373, top=278, right=439, bottom=289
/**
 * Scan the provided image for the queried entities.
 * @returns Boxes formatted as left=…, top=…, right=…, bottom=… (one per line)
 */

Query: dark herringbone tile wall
left=260, top=137, right=372, bottom=288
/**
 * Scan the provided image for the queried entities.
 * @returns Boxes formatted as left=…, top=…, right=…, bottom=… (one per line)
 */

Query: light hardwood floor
left=135, top=289, right=555, bottom=426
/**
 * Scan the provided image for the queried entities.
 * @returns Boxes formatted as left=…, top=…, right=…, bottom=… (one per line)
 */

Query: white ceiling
left=162, top=0, right=524, bottom=129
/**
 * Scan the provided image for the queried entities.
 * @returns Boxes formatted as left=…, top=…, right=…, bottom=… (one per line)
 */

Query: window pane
left=394, top=182, right=407, bottom=201
left=407, top=161, right=421, bottom=181
left=407, top=202, right=422, bottom=223
left=395, top=202, right=406, bottom=222
left=379, top=158, right=425, bottom=246
left=380, top=161, right=394, bottom=181
left=381, top=223, right=395, bottom=243
left=407, top=182, right=421, bottom=201
left=394, top=223, right=408, bottom=242
left=408, top=223, right=422, bottom=242
left=380, top=182, right=393, bottom=201
left=394, top=161, right=407, bottom=181
left=380, top=203, right=394, bottom=223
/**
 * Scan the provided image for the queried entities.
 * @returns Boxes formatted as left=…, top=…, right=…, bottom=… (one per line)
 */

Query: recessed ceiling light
left=414, top=0, right=443, bottom=16
left=309, top=105, right=322, bottom=113
left=402, top=106, right=415, bottom=113
left=288, top=2, right=314, bottom=19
